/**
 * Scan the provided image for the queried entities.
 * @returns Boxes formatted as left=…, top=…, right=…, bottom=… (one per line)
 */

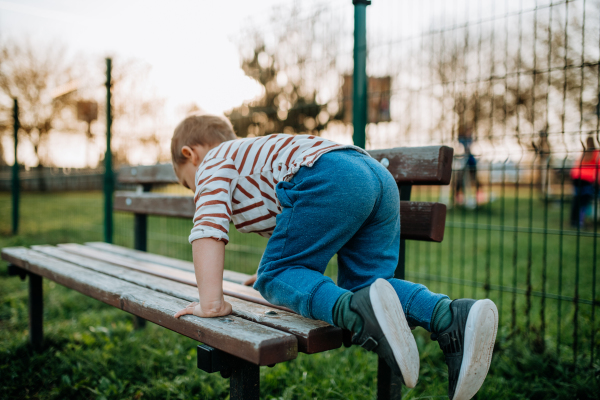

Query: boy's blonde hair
left=171, top=114, right=236, bottom=165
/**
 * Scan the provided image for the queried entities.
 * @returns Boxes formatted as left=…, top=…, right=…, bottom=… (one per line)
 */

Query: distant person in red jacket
left=570, top=136, right=600, bottom=228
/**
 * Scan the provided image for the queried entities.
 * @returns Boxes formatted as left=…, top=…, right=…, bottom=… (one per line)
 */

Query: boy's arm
left=174, top=238, right=232, bottom=318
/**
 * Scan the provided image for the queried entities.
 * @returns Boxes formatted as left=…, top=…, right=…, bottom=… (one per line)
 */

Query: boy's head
left=171, top=114, right=236, bottom=191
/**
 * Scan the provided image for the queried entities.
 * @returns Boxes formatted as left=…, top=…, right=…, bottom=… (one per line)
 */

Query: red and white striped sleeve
left=188, top=158, right=238, bottom=244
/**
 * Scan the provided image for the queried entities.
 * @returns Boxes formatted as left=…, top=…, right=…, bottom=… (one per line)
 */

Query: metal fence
left=385, top=0, right=600, bottom=369
left=225, top=0, right=600, bottom=369
left=2, top=0, right=598, bottom=371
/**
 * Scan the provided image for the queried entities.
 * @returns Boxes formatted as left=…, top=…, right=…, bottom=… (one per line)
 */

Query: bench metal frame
left=8, top=265, right=43, bottom=351
left=197, top=344, right=260, bottom=399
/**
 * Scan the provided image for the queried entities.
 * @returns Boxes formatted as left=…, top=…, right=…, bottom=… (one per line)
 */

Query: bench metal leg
left=134, top=213, right=148, bottom=251
left=230, top=360, right=260, bottom=400
left=29, top=273, right=43, bottom=350
left=197, top=344, right=260, bottom=400
left=133, top=207, right=149, bottom=330
left=377, top=356, right=403, bottom=400
left=8, top=266, right=43, bottom=350
left=133, top=315, right=146, bottom=329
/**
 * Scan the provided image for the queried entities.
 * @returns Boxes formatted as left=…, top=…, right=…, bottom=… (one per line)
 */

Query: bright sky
left=1, top=0, right=528, bottom=118
left=0, top=0, right=287, bottom=117
left=0, top=0, right=541, bottom=167
left=0, top=0, right=296, bottom=166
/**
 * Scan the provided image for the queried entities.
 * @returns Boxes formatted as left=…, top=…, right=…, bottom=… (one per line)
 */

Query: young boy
left=172, top=114, right=498, bottom=399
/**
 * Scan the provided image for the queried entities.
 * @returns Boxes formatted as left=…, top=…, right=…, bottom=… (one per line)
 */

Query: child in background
left=570, top=136, right=600, bottom=228
left=172, top=114, right=498, bottom=400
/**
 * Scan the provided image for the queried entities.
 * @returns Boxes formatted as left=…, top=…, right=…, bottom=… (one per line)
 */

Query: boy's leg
left=254, top=147, right=448, bottom=329
left=334, top=153, right=448, bottom=332
left=431, top=299, right=498, bottom=400
left=334, top=155, right=498, bottom=399
left=253, top=149, right=419, bottom=385
left=254, top=149, right=382, bottom=323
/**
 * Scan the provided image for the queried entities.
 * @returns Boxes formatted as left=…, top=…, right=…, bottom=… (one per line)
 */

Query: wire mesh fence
left=224, top=0, right=600, bottom=368
left=1, top=0, right=598, bottom=372
left=386, top=0, right=600, bottom=369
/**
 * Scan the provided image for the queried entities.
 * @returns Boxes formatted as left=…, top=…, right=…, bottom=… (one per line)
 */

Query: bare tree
left=227, top=5, right=344, bottom=137
left=0, top=40, right=170, bottom=171
left=74, top=58, right=168, bottom=167
left=426, top=0, right=599, bottom=150
left=0, top=40, right=79, bottom=174
left=106, top=58, right=168, bottom=165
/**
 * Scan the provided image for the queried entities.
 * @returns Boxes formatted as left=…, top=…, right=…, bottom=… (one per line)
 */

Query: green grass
left=1, top=191, right=599, bottom=399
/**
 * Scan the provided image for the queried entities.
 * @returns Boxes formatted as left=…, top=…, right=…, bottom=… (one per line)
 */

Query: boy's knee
left=253, top=271, right=313, bottom=318
left=254, top=272, right=284, bottom=305
left=252, top=272, right=271, bottom=298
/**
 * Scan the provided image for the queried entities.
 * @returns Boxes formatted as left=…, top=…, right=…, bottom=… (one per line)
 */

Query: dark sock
left=431, top=298, right=453, bottom=333
left=332, top=292, right=364, bottom=334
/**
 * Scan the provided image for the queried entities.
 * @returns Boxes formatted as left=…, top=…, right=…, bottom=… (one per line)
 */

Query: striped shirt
left=188, top=134, right=368, bottom=244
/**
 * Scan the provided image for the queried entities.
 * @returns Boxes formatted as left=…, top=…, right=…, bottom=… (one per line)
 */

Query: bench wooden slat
left=114, top=193, right=447, bottom=242
left=84, top=242, right=251, bottom=284
left=114, top=192, right=194, bottom=219
left=1, top=247, right=297, bottom=365
left=117, top=146, right=453, bottom=186
left=57, top=243, right=280, bottom=309
left=119, top=164, right=178, bottom=185
left=401, top=202, right=447, bottom=242
left=368, top=146, right=453, bottom=185
left=114, top=192, right=192, bottom=217
left=32, top=245, right=342, bottom=354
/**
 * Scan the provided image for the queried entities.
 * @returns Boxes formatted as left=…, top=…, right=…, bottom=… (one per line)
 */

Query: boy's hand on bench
left=182, top=238, right=232, bottom=318
left=174, top=300, right=233, bottom=318
left=243, top=274, right=257, bottom=286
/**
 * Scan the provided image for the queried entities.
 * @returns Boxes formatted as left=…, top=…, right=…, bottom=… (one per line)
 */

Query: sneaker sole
left=452, top=299, right=498, bottom=400
left=369, top=278, right=420, bottom=388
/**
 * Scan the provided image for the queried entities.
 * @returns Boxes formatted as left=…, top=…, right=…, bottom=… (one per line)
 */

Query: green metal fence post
left=12, top=98, right=20, bottom=235
left=104, top=58, right=114, bottom=243
left=352, top=0, right=370, bottom=149
left=352, top=2, right=403, bottom=398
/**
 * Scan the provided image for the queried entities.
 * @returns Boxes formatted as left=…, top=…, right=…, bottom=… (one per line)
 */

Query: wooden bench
left=3, top=145, right=453, bottom=399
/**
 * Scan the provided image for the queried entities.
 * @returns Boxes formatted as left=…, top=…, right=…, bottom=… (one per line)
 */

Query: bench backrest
left=115, top=145, right=453, bottom=243
left=118, top=146, right=453, bottom=186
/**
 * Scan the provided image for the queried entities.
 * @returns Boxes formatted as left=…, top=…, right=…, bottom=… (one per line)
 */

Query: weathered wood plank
left=368, top=146, right=454, bottom=185
left=58, top=243, right=291, bottom=312
left=117, top=146, right=453, bottom=186
left=83, top=242, right=251, bottom=284
left=1, top=247, right=297, bottom=365
left=114, top=192, right=194, bottom=219
left=114, top=193, right=446, bottom=242
left=118, top=164, right=178, bottom=184
left=401, top=202, right=447, bottom=242
left=32, top=245, right=342, bottom=354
